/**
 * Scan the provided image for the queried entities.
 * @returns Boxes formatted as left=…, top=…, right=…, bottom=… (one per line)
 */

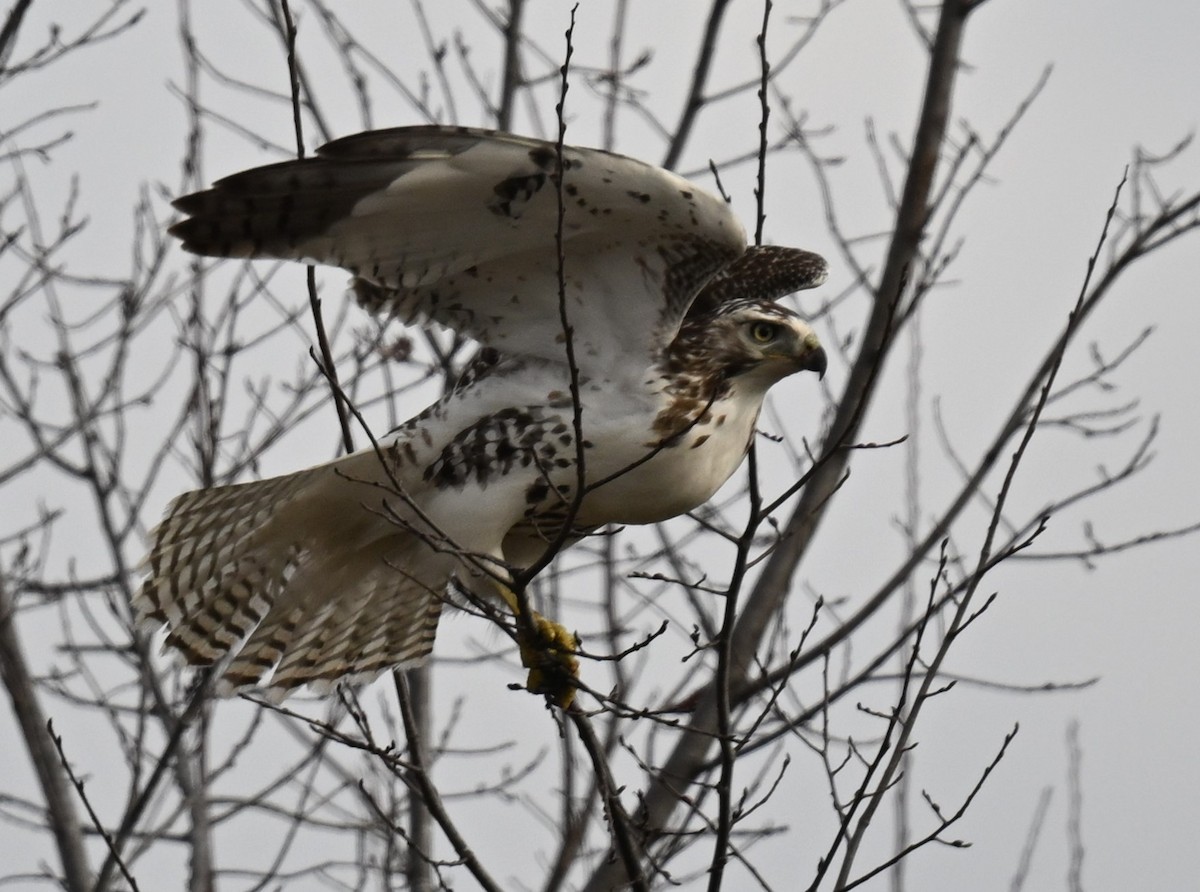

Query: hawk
left=135, top=126, right=827, bottom=706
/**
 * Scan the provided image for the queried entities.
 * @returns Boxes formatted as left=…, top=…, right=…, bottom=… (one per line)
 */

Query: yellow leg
left=496, top=583, right=580, bottom=709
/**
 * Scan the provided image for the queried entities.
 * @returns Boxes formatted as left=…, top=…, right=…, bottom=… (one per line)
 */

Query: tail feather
left=161, top=548, right=294, bottom=663
left=135, top=460, right=448, bottom=698
left=216, top=606, right=305, bottom=694
left=248, top=600, right=342, bottom=692
left=269, top=582, right=443, bottom=693
left=138, top=473, right=311, bottom=629
left=220, top=540, right=387, bottom=691
left=263, top=548, right=445, bottom=693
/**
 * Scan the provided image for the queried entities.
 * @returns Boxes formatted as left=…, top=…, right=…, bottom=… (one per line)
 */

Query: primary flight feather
left=136, top=126, right=828, bottom=703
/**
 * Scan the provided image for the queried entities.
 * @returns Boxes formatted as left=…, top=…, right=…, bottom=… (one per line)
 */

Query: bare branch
left=0, top=580, right=92, bottom=892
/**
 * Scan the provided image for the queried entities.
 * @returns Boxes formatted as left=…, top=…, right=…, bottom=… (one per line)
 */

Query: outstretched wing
left=171, top=126, right=747, bottom=380
left=687, top=244, right=828, bottom=319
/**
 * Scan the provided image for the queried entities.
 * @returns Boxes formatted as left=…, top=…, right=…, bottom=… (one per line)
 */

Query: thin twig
left=279, top=0, right=355, bottom=454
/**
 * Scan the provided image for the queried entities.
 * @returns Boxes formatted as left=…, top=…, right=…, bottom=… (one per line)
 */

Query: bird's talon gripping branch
left=520, top=613, right=581, bottom=709
left=498, top=583, right=580, bottom=708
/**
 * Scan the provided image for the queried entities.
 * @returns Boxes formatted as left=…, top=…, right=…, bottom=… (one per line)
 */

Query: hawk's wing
left=171, top=126, right=748, bottom=380
left=687, top=244, right=828, bottom=319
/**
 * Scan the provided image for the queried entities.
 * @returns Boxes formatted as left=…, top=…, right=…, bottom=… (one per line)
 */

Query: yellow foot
left=496, top=583, right=580, bottom=708
left=518, top=612, right=580, bottom=709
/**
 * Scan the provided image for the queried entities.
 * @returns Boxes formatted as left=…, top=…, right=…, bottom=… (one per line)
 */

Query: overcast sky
left=3, top=1, right=1199, bottom=889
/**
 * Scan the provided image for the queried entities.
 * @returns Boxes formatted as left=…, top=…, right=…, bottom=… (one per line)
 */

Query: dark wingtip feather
left=167, top=215, right=256, bottom=259
left=165, top=154, right=401, bottom=260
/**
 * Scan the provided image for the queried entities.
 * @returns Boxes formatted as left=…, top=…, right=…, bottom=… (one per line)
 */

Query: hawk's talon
left=519, top=612, right=580, bottom=709
left=498, top=583, right=579, bottom=708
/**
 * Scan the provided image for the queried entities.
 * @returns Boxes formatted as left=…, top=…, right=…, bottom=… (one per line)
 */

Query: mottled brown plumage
left=136, top=126, right=827, bottom=699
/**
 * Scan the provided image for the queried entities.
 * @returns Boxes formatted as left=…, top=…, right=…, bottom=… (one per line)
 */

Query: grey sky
left=2, top=1, right=1198, bottom=889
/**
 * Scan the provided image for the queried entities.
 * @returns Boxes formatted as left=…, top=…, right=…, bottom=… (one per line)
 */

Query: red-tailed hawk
left=135, top=126, right=827, bottom=706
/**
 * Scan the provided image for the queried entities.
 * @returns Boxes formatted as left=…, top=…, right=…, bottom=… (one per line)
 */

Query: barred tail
left=134, top=460, right=445, bottom=698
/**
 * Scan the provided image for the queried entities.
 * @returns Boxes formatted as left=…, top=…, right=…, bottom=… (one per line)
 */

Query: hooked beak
left=797, top=332, right=827, bottom=380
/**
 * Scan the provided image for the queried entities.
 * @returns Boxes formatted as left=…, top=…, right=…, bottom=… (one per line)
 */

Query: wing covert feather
left=171, top=126, right=746, bottom=376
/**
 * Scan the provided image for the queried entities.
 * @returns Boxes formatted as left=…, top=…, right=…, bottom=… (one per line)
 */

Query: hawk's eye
left=748, top=321, right=777, bottom=344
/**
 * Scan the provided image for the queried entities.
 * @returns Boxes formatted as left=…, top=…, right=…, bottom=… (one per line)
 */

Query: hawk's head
left=671, top=300, right=826, bottom=397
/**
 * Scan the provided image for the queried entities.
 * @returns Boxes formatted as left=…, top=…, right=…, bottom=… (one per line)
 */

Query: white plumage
left=135, top=126, right=828, bottom=700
